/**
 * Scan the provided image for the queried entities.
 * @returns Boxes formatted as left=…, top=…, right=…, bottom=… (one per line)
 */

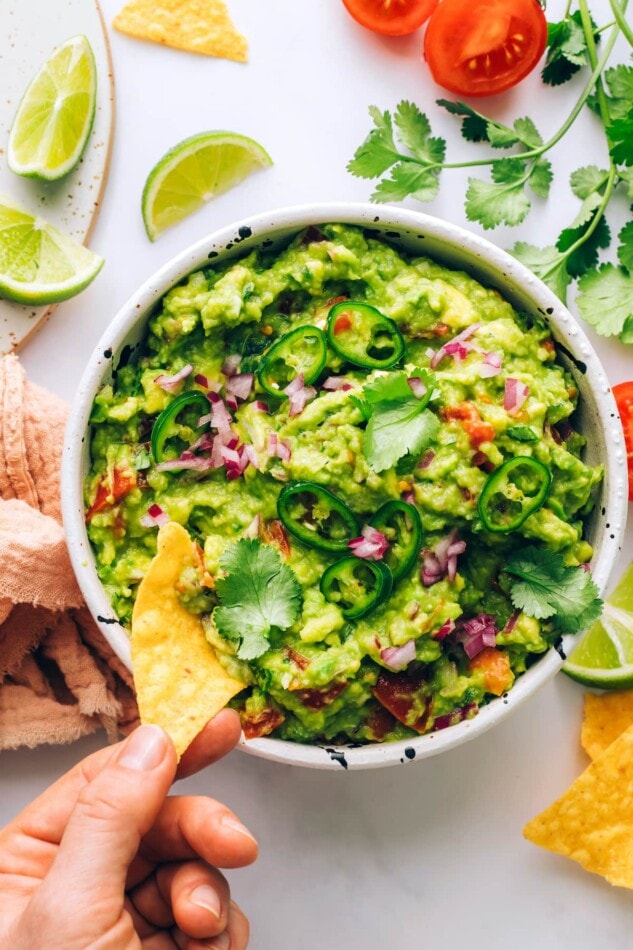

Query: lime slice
left=563, top=563, right=633, bottom=689
left=0, top=195, right=104, bottom=304
left=141, top=131, right=272, bottom=241
left=8, top=35, right=97, bottom=182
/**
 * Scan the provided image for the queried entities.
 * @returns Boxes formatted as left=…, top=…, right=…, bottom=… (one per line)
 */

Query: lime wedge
left=141, top=131, right=272, bottom=241
left=0, top=195, right=104, bottom=304
left=8, top=35, right=97, bottom=182
left=563, top=563, right=633, bottom=689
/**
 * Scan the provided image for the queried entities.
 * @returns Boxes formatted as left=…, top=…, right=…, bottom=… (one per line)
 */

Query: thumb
left=36, top=725, right=176, bottom=917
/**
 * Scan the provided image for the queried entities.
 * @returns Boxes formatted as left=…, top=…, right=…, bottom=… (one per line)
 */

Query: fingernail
left=118, top=724, right=167, bottom=771
left=190, top=884, right=221, bottom=920
left=206, top=933, right=230, bottom=950
left=220, top=813, right=257, bottom=844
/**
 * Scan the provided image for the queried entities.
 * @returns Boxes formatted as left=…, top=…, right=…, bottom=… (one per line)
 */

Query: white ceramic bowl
left=62, top=202, right=628, bottom=770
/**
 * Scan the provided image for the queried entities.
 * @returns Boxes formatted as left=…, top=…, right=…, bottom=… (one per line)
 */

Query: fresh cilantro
left=542, top=11, right=598, bottom=86
left=505, top=546, right=603, bottom=634
left=347, top=4, right=633, bottom=342
left=213, top=539, right=302, bottom=660
left=506, top=425, right=539, bottom=442
left=576, top=264, right=633, bottom=338
left=362, top=369, right=439, bottom=473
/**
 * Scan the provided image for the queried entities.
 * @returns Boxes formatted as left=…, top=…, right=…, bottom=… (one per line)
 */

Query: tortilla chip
left=523, top=723, right=633, bottom=888
left=582, top=691, right=633, bottom=761
left=113, top=0, right=248, bottom=63
left=131, top=521, right=244, bottom=759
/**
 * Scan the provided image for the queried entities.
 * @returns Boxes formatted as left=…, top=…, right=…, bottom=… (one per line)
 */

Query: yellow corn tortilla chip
left=113, top=0, right=248, bottom=63
left=582, top=691, right=633, bottom=761
left=131, top=521, right=244, bottom=759
left=523, top=723, right=633, bottom=888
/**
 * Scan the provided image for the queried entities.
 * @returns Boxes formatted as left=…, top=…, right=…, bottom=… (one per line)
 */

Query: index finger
left=6, top=710, right=241, bottom=847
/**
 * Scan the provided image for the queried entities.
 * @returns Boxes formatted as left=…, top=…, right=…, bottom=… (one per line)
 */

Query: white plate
left=0, top=0, right=114, bottom=354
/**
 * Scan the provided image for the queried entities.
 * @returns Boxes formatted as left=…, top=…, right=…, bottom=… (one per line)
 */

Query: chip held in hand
left=131, top=521, right=245, bottom=759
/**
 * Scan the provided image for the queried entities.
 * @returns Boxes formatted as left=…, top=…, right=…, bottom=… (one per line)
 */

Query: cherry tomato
left=613, top=382, right=633, bottom=502
left=342, top=0, right=439, bottom=36
left=423, top=0, right=548, bottom=97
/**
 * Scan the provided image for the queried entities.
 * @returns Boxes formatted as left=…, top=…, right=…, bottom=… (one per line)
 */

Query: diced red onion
left=276, top=438, right=292, bottom=461
left=225, top=373, right=254, bottom=402
left=380, top=639, right=416, bottom=671
left=139, top=503, right=170, bottom=528
left=433, top=618, right=455, bottom=641
left=242, top=443, right=260, bottom=470
left=243, top=514, right=261, bottom=539
left=323, top=376, right=353, bottom=391
left=154, top=364, right=193, bottom=392
left=430, top=323, right=481, bottom=369
left=402, top=490, right=415, bottom=505
left=220, top=446, right=241, bottom=467
left=504, top=610, right=520, bottom=633
left=455, top=614, right=498, bottom=659
left=407, top=377, right=428, bottom=399
left=225, top=395, right=239, bottom=411
left=194, top=373, right=210, bottom=388
left=156, top=456, right=215, bottom=472
left=478, top=351, right=503, bottom=378
left=421, top=531, right=465, bottom=586
left=210, top=398, right=234, bottom=434
left=284, top=374, right=317, bottom=417
left=197, top=412, right=212, bottom=427
left=504, top=378, right=530, bottom=416
left=221, top=353, right=242, bottom=376
left=434, top=702, right=478, bottom=731
left=253, top=400, right=269, bottom=413
left=348, top=525, right=390, bottom=560
left=417, top=449, right=435, bottom=469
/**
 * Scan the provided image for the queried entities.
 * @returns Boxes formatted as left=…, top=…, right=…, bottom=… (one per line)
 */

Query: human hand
left=0, top=710, right=257, bottom=949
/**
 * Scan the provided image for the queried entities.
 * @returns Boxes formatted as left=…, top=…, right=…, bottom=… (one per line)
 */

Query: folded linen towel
left=0, top=354, right=138, bottom=751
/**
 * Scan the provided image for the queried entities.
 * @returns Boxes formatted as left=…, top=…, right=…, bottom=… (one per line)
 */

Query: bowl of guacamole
left=62, top=203, right=627, bottom=770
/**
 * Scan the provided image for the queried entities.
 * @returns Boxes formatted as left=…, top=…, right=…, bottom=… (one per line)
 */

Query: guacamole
left=86, top=223, right=603, bottom=745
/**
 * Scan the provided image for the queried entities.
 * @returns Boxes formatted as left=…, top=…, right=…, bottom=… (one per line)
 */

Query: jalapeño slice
left=321, top=557, right=393, bottom=620
left=277, top=481, right=360, bottom=552
left=370, top=500, right=424, bottom=582
left=150, top=390, right=210, bottom=465
left=478, top=456, right=552, bottom=534
left=257, top=325, right=327, bottom=397
left=326, top=300, right=405, bottom=369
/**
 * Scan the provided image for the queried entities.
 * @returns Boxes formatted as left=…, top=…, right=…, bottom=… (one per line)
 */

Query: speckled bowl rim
left=62, top=202, right=627, bottom=770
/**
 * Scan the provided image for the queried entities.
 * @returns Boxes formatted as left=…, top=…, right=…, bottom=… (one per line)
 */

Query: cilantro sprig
left=361, top=369, right=439, bottom=473
left=347, top=0, right=633, bottom=341
left=504, top=546, right=603, bottom=634
left=213, top=538, right=302, bottom=660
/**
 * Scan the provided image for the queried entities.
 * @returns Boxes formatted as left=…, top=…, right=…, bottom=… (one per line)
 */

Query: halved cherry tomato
left=86, top=467, right=137, bottom=521
left=342, top=0, right=439, bottom=36
left=423, top=0, right=548, bottom=97
left=613, top=382, right=633, bottom=502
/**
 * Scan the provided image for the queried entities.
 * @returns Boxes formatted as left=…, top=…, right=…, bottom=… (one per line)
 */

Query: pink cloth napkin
left=0, top=354, right=138, bottom=750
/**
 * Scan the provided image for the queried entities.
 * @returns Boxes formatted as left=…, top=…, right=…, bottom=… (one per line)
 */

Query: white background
left=5, top=1, right=633, bottom=947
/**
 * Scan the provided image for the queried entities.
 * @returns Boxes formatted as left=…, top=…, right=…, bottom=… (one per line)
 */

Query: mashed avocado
left=85, top=224, right=603, bottom=745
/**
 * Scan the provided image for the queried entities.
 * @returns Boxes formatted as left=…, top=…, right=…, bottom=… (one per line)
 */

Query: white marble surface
left=5, top=0, right=633, bottom=946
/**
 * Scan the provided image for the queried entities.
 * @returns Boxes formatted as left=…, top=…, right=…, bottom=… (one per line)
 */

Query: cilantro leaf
left=505, top=546, right=603, bottom=634
left=595, top=64, right=633, bottom=121
left=511, top=242, right=572, bottom=301
left=608, top=108, right=633, bottom=166
left=214, top=539, right=302, bottom=660
left=542, top=13, right=588, bottom=86
left=394, top=100, right=446, bottom=165
left=570, top=165, right=609, bottom=200
left=363, top=370, right=439, bottom=473
left=372, top=163, right=441, bottom=203
left=513, top=117, right=543, bottom=149
left=556, top=213, right=611, bottom=279
left=576, top=264, right=633, bottom=337
left=436, top=99, right=490, bottom=142
left=618, top=221, right=633, bottom=271
left=529, top=158, right=553, bottom=198
left=347, top=106, right=400, bottom=179
left=466, top=161, right=531, bottom=229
